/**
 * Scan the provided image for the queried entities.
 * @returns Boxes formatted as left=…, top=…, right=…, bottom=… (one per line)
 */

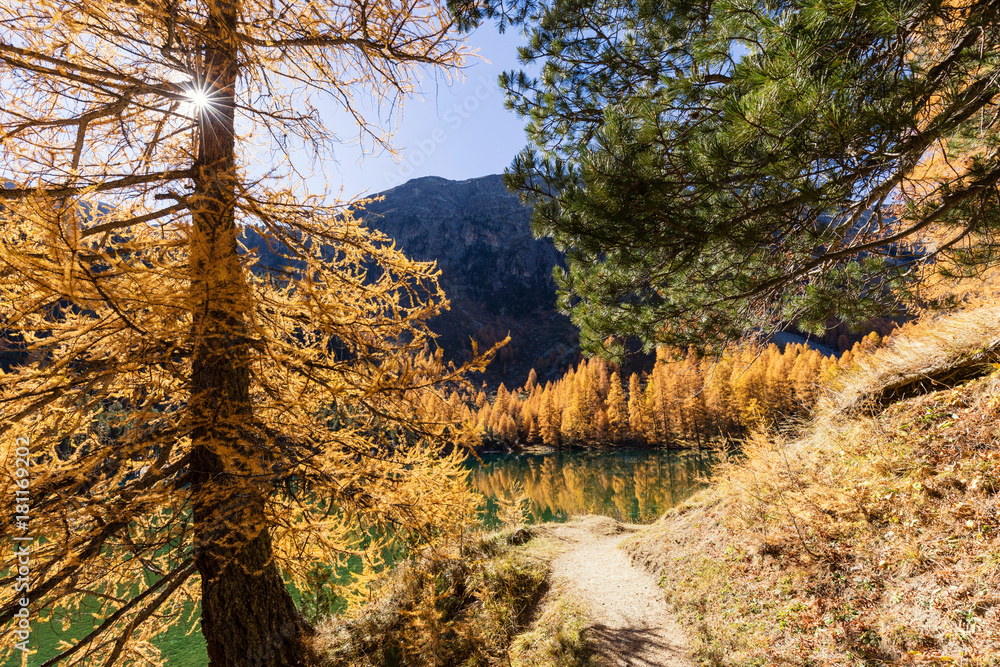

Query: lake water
left=468, top=447, right=718, bottom=526
left=29, top=447, right=716, bottom=667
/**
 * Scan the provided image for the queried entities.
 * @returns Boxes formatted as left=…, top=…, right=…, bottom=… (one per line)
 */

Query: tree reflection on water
left=469, top=448, right=718, bottom=526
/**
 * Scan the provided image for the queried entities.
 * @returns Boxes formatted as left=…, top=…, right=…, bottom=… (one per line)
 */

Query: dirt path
left=542, top=516, right=694, bottom=667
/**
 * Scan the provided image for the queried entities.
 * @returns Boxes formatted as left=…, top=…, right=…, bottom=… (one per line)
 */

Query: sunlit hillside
left=629, top=305, right=1000, bottom=665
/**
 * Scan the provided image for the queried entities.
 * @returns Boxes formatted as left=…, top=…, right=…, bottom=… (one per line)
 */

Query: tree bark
left=188, top=1, right=314, bottom=664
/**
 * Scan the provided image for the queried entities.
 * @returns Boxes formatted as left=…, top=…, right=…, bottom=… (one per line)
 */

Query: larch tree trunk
left=187, top=1, right=315, bottom=664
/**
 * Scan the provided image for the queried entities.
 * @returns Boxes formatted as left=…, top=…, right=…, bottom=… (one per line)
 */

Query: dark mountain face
left=238, top=174, right=579, bottom=386
left=358, top=175, right=580, bottom=384
left=361, top=175, right=559, bottom=315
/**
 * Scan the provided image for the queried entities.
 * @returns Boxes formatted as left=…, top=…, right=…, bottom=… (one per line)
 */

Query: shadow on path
left=541, top=516, right=695, bottom=667
left=588, top=623, right=691, bottom=666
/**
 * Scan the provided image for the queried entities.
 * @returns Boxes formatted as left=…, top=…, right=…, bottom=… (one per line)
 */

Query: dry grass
left=628, top=305, right=1000, bottom=666
left=508, top=590, right=604, bottom=667
left=316, top=529, right=548, bottom=667
left=831, top=304, right=1000, bottom=413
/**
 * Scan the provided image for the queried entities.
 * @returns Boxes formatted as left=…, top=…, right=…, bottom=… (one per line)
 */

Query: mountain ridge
left=358, top=174, right=580, bottom=384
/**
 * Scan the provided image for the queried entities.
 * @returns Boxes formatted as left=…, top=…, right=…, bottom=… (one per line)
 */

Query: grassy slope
left=508, top=588, right=603, bottom=667
left=315, top=525, right=610, bottom=667
left=627, top=307, right=1000, bottom=666
left=316, top=529, right=551, bottom=666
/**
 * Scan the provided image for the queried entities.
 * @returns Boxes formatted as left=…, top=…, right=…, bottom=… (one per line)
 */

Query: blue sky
left=321, top=25, right=531, bottom=199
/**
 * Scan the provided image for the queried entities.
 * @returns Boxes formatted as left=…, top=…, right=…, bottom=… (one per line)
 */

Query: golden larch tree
left=676, top=351, right=707, bottom=445
left=605, top=371, right=627, bottom=443
left=626, top=372, right=645, bottom=442
left=0, top=0, right=495, bottom=665
left=539, top=388, right=560, bottom=447
left=700, top=353, right=735, bottom=435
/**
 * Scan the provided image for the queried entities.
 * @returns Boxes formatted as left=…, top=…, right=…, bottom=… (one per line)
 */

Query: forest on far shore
left=420, top=332, right=889, bottom=449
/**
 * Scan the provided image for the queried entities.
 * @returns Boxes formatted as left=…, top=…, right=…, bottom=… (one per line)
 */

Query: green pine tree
left=499, top=0, right=1000, bottom=352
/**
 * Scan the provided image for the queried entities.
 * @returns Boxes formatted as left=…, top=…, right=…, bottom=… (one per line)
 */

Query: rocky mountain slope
left=357, top=175, right=579, bottom=385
